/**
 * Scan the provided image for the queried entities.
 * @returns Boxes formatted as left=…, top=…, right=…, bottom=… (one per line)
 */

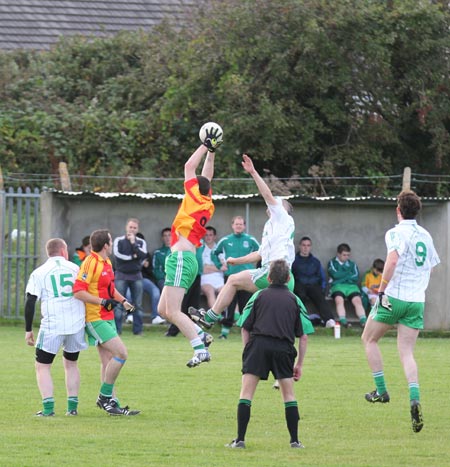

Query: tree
left=0, top=0, right=449, bottom=195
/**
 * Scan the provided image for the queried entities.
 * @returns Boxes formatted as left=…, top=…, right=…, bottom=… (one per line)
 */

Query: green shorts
left=164, top=251, right=199, bottom=290
left=370, top=296, right=424, bottom=329
left=85, top=320, right=118, bottom=346
left=330, top=283, right=361, bottom=299
left=250, top=266, right=295, bottom=292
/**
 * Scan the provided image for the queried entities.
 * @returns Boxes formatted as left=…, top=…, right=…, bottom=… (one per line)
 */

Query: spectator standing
left=291, top=236, right=335, bottom=328
left=362, top=191, right=440, bottom=433
left=327, top=243, right=367, bottom=328
left=72, top=235, right=91, bottom=266
left=200, top=226, right=225, bottom=309
left=226, top=260, right=313, bottom=449
left=25, top=238, right=87, bottom=416
left=136, top=232, right=165, bottom=325
left=73, top=229, right=139, bottom=416
left=152, top=227, right=172, bottom=291
left=213, top=215, right=260, bottom=339
left=113, top=218, right=147, bottom=335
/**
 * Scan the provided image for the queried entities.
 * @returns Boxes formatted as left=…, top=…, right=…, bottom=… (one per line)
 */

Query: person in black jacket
left=291, top=237, right=335, bottom=328
left=113, top=218, right=148, bottom=335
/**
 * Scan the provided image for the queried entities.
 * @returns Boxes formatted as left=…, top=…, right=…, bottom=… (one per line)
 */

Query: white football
left=199, top=122, right=223, bottom=144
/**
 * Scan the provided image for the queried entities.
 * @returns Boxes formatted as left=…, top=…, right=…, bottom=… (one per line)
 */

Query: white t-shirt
left=26, top=256, right=86, bottom=335
left=385, top=220, right=440, bottom=302
left=258, top=197, right=295, bottom=267
left=201, top=243, right=224, bottom=288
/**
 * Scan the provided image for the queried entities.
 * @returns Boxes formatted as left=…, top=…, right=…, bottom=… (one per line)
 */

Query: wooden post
left=59, top=162, right=72, bottom=191
left=0, top=165, right=4, bottom=191
left=402, top=167, right=411, bottom=192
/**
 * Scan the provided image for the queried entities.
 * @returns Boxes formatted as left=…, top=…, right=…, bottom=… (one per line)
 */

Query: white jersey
left=259, top=197, right=295, bottom=267
left=385, top=219, right=440, bottom=302
left=26, top=256, right=86, bottom=335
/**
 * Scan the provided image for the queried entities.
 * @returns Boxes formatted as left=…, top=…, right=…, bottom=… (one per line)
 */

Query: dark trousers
left=166, top=275, right=201, bottom=337
left=295, top=283, right=334, bottom=323
left=221, top=287, right=252, bottom=328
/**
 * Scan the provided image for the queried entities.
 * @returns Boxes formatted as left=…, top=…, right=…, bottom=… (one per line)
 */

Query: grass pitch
left=1, top=324, right=450, bottom=467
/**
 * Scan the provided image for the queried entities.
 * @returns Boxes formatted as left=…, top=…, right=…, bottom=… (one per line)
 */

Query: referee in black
left=226, top=259, right=312, bottom=449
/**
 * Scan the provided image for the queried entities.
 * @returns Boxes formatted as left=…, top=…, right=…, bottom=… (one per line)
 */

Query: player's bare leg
left=397, top=324, right=423, bottom=432
left=159, top=286, right=198, bottom=340
left=159, top=285, right=211, bottom=367
left=362, top=316, right=391, bottom=403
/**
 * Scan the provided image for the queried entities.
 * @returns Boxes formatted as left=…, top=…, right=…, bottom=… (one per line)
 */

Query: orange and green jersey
left=171, top=177, right=215, bottom=248
left=73, top=251, right=116, bottom=322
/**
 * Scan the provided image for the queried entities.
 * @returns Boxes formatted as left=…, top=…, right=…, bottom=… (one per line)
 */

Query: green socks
left=100, top=382, right=114, bottom=398
left=67, top=396, right=78, bottom=412
left=409, top=382, right=420, bottom=401
left=205, top=309, right=220, bottom=324
left=42, top=397, right=55, bottom=415
left=373, top=371, right=387, bottom=395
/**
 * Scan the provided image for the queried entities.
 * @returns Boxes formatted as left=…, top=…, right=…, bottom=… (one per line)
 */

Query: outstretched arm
left=184, top=145, right=209, bottom=181
left=241, top=154, right=277, bottom=205
left=201, top=151, right=215, bottom=181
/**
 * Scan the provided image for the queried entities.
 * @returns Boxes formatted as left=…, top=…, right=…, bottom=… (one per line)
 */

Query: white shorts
left=35, top=326, right=87, bottom=355
left=201, top=272, right=224, bottom=289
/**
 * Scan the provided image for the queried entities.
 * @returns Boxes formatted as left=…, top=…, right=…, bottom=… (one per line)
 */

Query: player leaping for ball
left=158, top=124, right=222, bottom=368
left=189, top=153, right=296, bottom=329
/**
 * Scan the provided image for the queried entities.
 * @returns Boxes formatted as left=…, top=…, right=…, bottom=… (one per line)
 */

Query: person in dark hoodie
left=113, top=218, right=147, bottom=335
left=291, top=236, right=335, bottom=328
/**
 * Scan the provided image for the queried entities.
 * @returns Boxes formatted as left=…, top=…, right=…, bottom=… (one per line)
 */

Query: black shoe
left=410, top=400, right=424, bottom=433
left=65, top=409, right=78, bottom=416
left=110, top=399, right=141, bottom=416
left=290, top=441, right=305, bottom=448
left=341, top=321, right=352, bottom=329
left=365, top=389, right=390, bottom=403
left=96, top=395, right=124, bottom=416
left=35, top=411, right=55, bottom=417
left=225, top=439, right=245, bottom=449
left=218, top=334, right=228, bottom=340
left=188, top=306, right=213, bottom=329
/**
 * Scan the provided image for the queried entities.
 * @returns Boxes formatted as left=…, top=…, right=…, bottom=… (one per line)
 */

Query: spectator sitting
left=327, top=243, right=367, bottom=329
left=291, top=236, right=336, bottom=328
left=152, top=228, right=171, bottom=292
left=72, top=236, right=91, bottom=266
left=361, top=258, right=385, bottom=309
left=200, top=226, right=225, bottom=309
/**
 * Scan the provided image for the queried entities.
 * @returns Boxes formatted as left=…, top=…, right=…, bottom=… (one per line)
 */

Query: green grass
left=2, top=324, right=450, bottom=467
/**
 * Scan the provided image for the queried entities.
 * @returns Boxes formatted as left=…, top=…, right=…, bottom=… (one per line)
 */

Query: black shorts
left=242, top=335, right=297, bottom=380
